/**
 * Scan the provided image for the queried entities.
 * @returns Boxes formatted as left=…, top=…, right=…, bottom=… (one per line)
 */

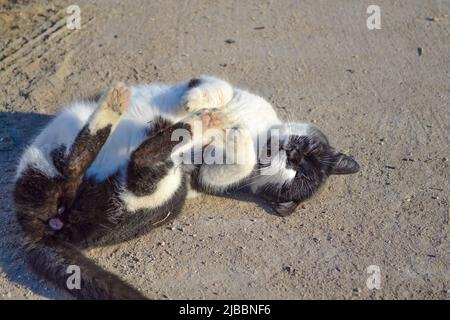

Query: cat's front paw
left=184, top=108, right=227, bottom=129
left=180, top=76, right=234, bottom=114
left=198, top=108, right=227, bottom=130
left=182, top=87, right=209, bottom=113
left=183, top=108, right=229, bottom=145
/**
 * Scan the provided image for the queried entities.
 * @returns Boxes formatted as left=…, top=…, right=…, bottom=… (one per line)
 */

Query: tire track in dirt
left=0, top=14, right=65, bottom=65
left=0, top=3, right=95, bottom=112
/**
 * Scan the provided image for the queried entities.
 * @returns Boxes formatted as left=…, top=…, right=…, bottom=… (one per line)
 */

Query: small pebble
left=284, top=266, right=297, bottom=276
left=426, top=17, right=436, bottom=21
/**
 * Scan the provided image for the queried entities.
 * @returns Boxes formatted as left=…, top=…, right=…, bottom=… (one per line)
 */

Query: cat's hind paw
left=89, top=82, right=130, bottom=133
left=101, top=82, right=129, bottom=116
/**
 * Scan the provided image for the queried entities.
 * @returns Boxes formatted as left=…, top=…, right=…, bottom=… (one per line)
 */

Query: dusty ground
left=0, top=0, right=449, bottom=300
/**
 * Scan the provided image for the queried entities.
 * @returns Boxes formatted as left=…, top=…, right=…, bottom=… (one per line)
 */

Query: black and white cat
left=14, top=76, right=359, bottom=299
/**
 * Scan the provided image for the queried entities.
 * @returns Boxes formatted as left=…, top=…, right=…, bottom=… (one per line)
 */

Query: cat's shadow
left=0, top=110, right=279, bottom=300
left=220, top=190, right=281, bottom=217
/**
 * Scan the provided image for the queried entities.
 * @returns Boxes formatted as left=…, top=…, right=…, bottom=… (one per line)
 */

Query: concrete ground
left=0, top=0, right=448, bottom=299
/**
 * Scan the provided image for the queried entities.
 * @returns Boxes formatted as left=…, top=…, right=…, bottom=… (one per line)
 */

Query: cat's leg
left=64, top=82, right=129, bottom=179
left=178, top=106, right=257, bottom=193
left=121, top=108, right=226, bottom=212
left=58, top=83, right=129, bottom=211
left=192, top=124, right=257, bottom=194
left=121, top=117, right=188, bottom=213
left=181, top=76, right=234, bottom=113
left=49, top=82, right=129, bottom=234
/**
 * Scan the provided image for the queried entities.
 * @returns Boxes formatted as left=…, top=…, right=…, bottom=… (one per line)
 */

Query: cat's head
left=252, top=123, right=360, bottom=216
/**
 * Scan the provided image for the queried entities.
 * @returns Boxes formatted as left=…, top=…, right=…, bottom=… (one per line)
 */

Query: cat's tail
left=24, top=238, right=147, bottom=300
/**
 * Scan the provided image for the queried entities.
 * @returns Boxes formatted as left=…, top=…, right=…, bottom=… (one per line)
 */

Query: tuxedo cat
left=14, top=76, right=359, bottom=299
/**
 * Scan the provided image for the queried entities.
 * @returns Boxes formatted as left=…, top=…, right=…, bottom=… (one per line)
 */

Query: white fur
left=250, top=152, right=297, bottom=193
left=120, top=167, right=183, bottom=212
left=197, top=127, right=256, bottom=192
left=182, top=76, right=234, bottom=112
left=87, top=104, right=121, bottom=134
left=16, top=146, right=59, bottom=179
left=16, top=102, right=96, bottom=179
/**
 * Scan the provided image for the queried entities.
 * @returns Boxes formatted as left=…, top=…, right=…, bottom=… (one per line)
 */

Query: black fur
left=188, top=78, right=202, bottom=88
left=257, top=133, right=360, bottom=216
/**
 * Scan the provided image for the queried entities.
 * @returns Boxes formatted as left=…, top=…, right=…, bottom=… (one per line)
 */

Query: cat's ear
left=270, top=201, right=298, bottom=217
left=330, top=153, right=360, bottom=175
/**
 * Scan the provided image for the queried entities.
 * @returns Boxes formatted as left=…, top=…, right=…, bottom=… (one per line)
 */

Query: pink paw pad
left=49, top=217, right=64, bottom=230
